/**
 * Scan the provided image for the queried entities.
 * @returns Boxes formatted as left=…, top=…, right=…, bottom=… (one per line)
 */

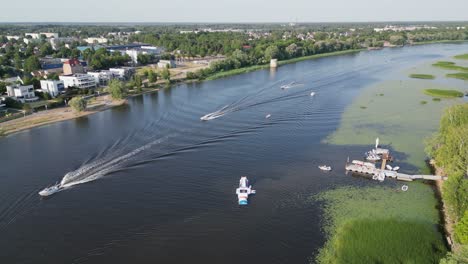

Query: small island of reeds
left=423, top=89, right=464, bottom=98
left=432, top=61, right=468, bottom=71
left=454, top=53, right=468, bottom=60
left=446, top=72, right=468, bottom=80
left=409, top=74, right=435, bottom=79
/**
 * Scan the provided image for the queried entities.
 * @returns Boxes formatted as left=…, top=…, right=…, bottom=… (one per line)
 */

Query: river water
left=1, top=43, right=466, bottom=264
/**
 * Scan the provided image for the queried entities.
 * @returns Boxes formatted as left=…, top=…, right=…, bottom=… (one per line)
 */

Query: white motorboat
left=280, top=81, right=298, bottom=90
left=365, top=151, right=381, bottom=161
left=310, top=92, right=315, bottom=96
left=265, top=114, right=271, bottom=119
left=200, top=111, right=224, bottom=121
left=235, top=176, right=256, bottom=205
left=318, top=165, right=332, bottom=171
left=39, top=183, right=63, bottom=197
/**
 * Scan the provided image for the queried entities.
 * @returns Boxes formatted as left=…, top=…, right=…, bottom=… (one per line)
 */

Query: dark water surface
left=1, top=44, right=466, bottom=264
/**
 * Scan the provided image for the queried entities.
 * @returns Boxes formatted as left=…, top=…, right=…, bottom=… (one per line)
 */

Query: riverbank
left=205, top=49, right=364, bottom=80
left=0, top=95, right=126, bottom=136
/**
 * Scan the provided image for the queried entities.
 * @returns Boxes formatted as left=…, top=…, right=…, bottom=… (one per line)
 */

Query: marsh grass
left=420, top=100, right=428, bottom=104
left=432, top=61, right=468, bottom=71
left=409, top=74, right=435, bottom=79
left=446, top=72, right=468, bottom=80
left=424, top=89, right=464, bottom=98
left=454, top=53, right=468, bottom=60
left=433, top=98, right=441, bottom=101
left=314, top=185, right=446, bottom=264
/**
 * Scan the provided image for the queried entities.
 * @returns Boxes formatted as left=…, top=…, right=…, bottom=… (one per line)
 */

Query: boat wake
left=201, top=80, right=313, bottom=121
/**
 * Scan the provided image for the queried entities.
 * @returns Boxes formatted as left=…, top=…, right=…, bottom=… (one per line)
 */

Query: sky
left=1, top=0, right=467, bottom=23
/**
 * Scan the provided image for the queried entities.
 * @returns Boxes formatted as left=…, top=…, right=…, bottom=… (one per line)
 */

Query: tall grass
left=313, top=184, right=446, bottom=263
left=423, top=89, right=464, bottom=98
left=325, top=219, right=446, bottom=264
left=410, top=74, right=435, bottom=79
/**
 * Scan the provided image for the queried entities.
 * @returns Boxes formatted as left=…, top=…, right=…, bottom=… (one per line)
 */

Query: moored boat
left=235, top=176, right=256, bottom=205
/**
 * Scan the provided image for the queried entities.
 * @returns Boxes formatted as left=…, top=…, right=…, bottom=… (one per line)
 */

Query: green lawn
left=409, top=74, right=435, bottom=79
left=446, top=72, right=468, bottom=80
left=454, top=53, right=468, bottom=60
left=313, top=184, right=446, bottom=264
left=424, top=89, right=464, bottom=98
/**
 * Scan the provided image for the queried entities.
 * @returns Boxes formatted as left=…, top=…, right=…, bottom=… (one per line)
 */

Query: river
left=1, top=43, right=467, bottom=264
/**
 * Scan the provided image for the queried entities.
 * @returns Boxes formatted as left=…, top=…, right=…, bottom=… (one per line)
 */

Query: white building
left=109, top=67, right=135, bottom=80
left=59, top=74, right=97, bottom=89
left=87, top=71, right=117, bottom=86
left=157, top=60, right=176, bottom=69
left=40, top=80, right=65, bottom=97
left=25, top=32, right=59, bottom=39
left=6, top=36, right=20, bottom=40
left=6, top=84, right=38, bottom=102
left=85, top=37, right=108, bottom=44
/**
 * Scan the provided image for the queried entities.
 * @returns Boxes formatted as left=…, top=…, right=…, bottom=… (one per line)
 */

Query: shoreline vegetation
left=425, top=104, right=468, bottom=263
left=205, top=49, right=363, bottom=80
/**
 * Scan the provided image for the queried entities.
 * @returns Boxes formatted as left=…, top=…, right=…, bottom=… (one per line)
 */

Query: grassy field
left=409, top=74, right=435, bottom=79
left=432, top=61, right=468, bottom=72
left=313, top=184, right=447, bottom=264
left=446, top=72, right=468, bottom=80
left=424, top=89, right=464, bottom=98
left=454, top=53, right=468, bottom=60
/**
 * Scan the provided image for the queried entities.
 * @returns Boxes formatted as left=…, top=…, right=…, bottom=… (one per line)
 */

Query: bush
left=455, top=211, right=468, bottom=244
left=4, top=97, right=23, bottom=109
left=69, top=97, right=87, bottom=112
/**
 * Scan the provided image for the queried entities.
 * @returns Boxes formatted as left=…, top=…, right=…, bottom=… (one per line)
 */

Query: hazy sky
left=1, top=0, right=467, bottom=23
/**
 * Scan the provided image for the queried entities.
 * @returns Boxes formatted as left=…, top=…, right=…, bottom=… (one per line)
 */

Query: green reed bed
left=313, top=185, right=446, bottom=264
left=446, top=72, right=468, bottom=80
left=424, top=89, right=464, bottom=98
left=409, top=74, right=435, bottom=79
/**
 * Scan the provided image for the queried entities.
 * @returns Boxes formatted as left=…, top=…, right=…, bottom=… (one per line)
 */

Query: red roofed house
left=63, top=59, right=84, bottom=75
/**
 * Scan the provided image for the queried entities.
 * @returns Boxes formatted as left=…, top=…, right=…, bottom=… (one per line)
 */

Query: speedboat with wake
left=39, top=182, right=63, bottom=196
left=200, top=105, right=229, bottom=121
left=235, top=176, right=256, bottom=205
left=318, top=165, right=332, bottom=171
left=280, top=81, right=299, bottom=90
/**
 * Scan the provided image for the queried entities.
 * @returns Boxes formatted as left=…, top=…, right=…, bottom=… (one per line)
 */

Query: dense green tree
left=23, top=56, right=41, bottom=74
left=107, top=79, right=127, bottom=100
left=161, top=67, right=171, bottom=81
left=148, top=70, right=157, bottom=83
left=264, top=45, right=280, bottom=61
left=69, top=97, right=87, bottom=112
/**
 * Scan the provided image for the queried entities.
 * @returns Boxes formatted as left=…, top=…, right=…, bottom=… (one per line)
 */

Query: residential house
left=63, top=59, right=85, bottom=75
left=6, top=84, right=38, bottom=103
left=59, top=74, right=97, bottom=89
left=85, top=37, right=108, bottom=44
left=40, top=80, right=65, bottom=97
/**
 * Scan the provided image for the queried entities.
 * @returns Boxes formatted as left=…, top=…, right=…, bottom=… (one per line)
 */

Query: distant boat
left=318, top=165, right=332, bottom=171
left=280, top=81, right=298, bottom=90
left=265, top=114, right=271, bottom=119
left=310, top=92, right=315, bottom=96
left=235, top=176, right=256, bottom=205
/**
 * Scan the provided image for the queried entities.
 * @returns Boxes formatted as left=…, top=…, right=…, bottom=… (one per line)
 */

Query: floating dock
left=345, top=162, right=447, bottom=182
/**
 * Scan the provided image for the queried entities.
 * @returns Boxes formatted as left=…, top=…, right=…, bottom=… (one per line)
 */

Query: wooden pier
left=345, top=163, right=447, bottom=182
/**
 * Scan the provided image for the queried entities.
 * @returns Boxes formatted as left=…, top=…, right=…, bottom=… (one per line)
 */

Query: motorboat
left=280, top=81, right=298, bottom=90
left=200, top=111, right=224, bottom=121
left=386, top=165, right=400, bottom=171
left=318, top=165, right=332, bottom=171
left=39, top=183, right=63, bottom=196
left=235, top=176, right=256, bottom=205
left=310, top=92, right=315, bottom=96
left=265, top=114, right=271, bottom=119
